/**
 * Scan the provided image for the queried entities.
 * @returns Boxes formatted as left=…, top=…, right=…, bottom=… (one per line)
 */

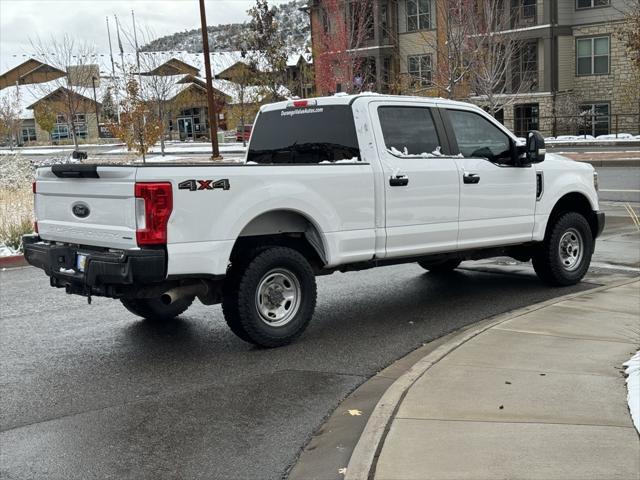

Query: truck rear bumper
left=22, top=235, right=166, bottom=296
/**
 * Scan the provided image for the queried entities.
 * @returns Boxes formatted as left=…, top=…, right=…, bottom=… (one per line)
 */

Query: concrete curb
left=344, top=276, right=640, bottom=480
left=576, top=159, right=640, bottom=168
left=0, top=254, right=28, bottom=269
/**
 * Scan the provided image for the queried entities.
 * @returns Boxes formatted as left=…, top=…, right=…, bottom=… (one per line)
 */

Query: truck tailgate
left=35, top=166, right=138, bottom=249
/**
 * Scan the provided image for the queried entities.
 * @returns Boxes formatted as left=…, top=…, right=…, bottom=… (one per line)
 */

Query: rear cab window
left=378, top=106, right=443, bottom=157
left=247, top=105, right=361, bottom=164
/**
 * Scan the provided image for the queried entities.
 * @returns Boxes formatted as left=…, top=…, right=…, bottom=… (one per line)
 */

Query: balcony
left=511, top=0, right=538, bottom=28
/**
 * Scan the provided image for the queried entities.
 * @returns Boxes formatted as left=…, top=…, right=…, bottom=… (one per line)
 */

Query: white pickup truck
left=24, top=94, right=604, bottom=347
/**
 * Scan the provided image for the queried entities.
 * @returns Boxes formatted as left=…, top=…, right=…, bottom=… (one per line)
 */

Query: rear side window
left=448, top=109, right=511, bottom=161
left=247, top=105, right=360, bottom=164
left=378, top=107, right=441, bottom=156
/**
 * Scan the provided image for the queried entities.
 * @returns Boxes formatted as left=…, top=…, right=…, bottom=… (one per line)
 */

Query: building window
left=22, top=127, right=36, bottom=142
left=579, top=103, right=609, bottom=137
left=407, top=0, right=431, bottom=32
left=408, top=54, right=432, bottom=87
left=576, top=0, right=609, bottom=9
left=514, top=103, right=539, bottom=137
left=512, top=41, right=538, bottom=91
left=56, top=114, right=66, bottom=124
left=576, top=36, right=609, bottom=75
left=52, top=124, right=69, bottom=140
left=73, top=113, right=88, bottom=139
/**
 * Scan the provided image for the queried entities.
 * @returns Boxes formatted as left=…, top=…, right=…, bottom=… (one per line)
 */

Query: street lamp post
left=199, top=0, right=222, bottom=160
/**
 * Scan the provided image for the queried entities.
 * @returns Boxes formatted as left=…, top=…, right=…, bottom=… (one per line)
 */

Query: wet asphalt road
left=0, top=263, right=595, bottom=480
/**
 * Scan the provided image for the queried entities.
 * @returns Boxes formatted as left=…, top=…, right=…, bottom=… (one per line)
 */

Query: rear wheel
left=121, top=296, right=194, bottom=321
left=418, top=259, right=462, bottom=273
left=222, top=246, right=317, bottom=347
left=532, top=212, right=593, bottom=286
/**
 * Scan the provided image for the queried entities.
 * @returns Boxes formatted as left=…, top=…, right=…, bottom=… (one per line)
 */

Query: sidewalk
left=355, top=280, right=640, bottom=480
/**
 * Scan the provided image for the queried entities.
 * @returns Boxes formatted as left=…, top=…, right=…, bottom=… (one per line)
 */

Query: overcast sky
left=0, top=0, right=291, bottom=57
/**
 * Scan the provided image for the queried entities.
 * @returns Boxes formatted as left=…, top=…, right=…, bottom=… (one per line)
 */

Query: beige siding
left=398, top=31, right=437, bottom=73
left=558, top=0, right=626, bottom=26
left=557, top=35, right=575, bottom=91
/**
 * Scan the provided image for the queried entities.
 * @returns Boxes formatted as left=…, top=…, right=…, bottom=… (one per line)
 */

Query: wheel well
left=547, top=192, right=598, bottom=239
left=230, top=211, right=327, bottom=271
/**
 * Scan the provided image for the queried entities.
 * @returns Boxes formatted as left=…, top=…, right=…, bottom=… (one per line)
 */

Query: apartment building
left=310, top=0, right=638, bottom=137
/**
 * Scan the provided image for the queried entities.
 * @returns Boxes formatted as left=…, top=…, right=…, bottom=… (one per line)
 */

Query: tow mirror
left=526, top=130, right=546, bottom=164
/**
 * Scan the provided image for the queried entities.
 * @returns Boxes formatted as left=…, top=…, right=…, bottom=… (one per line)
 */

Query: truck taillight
left=32, top=181, right=38, bottom=233
left=134, top=182, right=173, bottom=246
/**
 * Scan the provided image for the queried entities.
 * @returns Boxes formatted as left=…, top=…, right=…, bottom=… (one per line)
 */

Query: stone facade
left=570, top=21, right=639, bottom=135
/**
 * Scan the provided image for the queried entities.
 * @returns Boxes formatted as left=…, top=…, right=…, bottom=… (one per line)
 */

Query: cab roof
left=260, top=93, right=482, bottom=113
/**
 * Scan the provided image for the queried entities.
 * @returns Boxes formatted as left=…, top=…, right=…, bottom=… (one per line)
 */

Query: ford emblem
left=72, top=202, right=90, bottom=218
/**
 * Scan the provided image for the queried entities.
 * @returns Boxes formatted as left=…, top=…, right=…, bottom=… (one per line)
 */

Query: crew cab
left=23, top=94, right=605, bottom=347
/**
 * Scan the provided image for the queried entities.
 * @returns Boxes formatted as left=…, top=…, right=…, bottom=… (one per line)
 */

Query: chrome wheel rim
left=558, top=228, right=584, bottom=271
left=255, top=268, right=301, bottom=327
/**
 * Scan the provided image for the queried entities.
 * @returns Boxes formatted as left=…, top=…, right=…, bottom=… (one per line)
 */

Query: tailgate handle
left=51, top=165, right=99, bottom=178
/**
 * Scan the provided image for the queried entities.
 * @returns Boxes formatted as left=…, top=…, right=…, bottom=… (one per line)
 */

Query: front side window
left=448, top=109, right=511, bottom=162
left=407, top=0, right=431, bottom=32
left=247, top=105, right=360, bottom=164
left=378, top=106, right=441, bottom=156
left=576, top=0, right=609, bottom=8
left=577, top=36, right=609, bottom=75
left=408, top=54, right=432, bottom=87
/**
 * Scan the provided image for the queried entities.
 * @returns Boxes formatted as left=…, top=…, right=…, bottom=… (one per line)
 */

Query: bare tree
left=466, top=0, right=536, bottom=117
left=226, top=58, right=260, bottom=147
left=400, top=0, right=475, bottom=98
left=109, top=76, right=163, bottom=163
left=313, top=0, right=375, bottom=95
left=29, top=35, right=99, bottom=150
left=0, top=87, right=22, bottom=150
left=245, top=0, right=290, bottom=101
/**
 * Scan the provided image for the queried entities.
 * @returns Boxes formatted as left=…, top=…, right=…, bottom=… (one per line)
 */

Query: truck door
left=369, top=102, right=460, bottom=258
left=443, top=108, right=536, bottom=249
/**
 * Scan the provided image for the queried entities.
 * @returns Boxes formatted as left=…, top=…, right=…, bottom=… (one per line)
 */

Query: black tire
left=532, top=212, right=593, bottom=286
left=121, top=296, right=194, bottom=321
left=418, top=259, right=462, bottom=273
left=222, top=246, right=317, bottom=347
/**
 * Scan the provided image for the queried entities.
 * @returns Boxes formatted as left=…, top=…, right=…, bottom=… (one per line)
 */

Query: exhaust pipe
left=161, top=282, right=208, bottom=305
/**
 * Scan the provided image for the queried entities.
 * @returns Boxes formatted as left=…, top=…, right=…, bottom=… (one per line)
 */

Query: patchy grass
left=0, top=187, right=34, bottom=252
left=0, top=154, right=34, bottom=252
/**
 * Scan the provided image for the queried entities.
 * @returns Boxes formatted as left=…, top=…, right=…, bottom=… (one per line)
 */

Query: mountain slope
left=141, top=0, right=309, bottom=53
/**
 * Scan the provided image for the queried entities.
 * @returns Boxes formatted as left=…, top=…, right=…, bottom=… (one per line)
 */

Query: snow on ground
left=105, top=143, right=246, bottom=155
left=624, top=351, right=640, bottom=433
left=545, top=134, right=640, bottom=143
left=0, top=148, right=72, bottom=155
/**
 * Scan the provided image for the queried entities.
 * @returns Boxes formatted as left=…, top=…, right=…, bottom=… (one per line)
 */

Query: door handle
left=389, top=175, right=409, bottom=187
left=463, top=172, right=480, bottom=184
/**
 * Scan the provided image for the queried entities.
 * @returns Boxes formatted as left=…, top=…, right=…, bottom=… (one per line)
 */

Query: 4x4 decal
left=178, top=179, right=230, bottom=191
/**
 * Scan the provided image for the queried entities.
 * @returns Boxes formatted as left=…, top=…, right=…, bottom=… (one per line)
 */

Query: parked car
left=24, top=94, right=604, bottom=347
left=236, top=124, right=252, bottom=142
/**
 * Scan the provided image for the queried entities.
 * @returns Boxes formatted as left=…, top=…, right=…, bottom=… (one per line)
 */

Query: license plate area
left=76, top=253, right=88, bottom=273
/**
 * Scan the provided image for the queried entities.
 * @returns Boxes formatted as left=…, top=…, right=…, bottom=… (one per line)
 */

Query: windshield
left=247, top=105, right=360, bottom=164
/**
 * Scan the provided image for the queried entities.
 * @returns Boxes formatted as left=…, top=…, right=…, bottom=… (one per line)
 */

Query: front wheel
left=121, top=296, right=194, bottom=321
left=532, top=212, right=593, bottom=286
left=222, top=247, right=317, bottom=347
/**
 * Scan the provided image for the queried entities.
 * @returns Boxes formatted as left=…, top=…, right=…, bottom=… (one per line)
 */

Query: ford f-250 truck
left=23, top=94, right=604, bottom=347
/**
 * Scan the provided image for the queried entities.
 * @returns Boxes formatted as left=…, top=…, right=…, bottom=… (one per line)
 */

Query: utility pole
left=199, top=0, right=221, bottom=159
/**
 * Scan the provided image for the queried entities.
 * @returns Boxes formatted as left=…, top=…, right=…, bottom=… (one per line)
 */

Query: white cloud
left=0, top=0, right=292, bottom=57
